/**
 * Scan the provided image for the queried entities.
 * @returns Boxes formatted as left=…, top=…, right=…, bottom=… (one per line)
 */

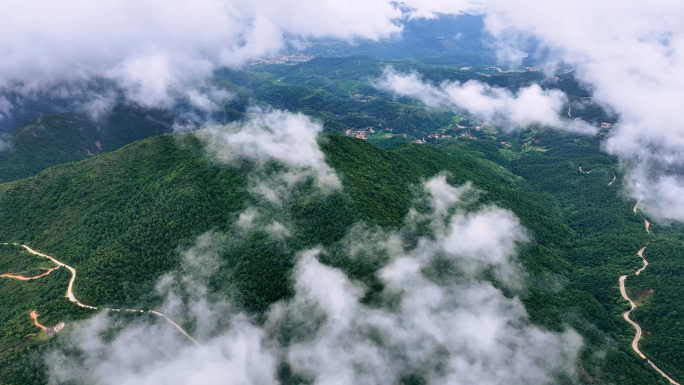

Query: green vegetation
left=0, top=128, right=673, bottom=384
left=0, top=105, right=172, bottom=183
left=0, top=59, right=677, bottom=385
left=214, top=56, right=607, bottom=147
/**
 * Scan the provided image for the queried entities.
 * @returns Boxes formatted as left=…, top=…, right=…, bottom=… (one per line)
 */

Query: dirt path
left=149, top=310, right=200, bottom=347
left=633, top=196, right=642, bottom=213
left=29, top=310, right=47, bottom=331
left=579, top=165, right=617, bottom=185
left=10, top=244, right=199, bottom=346
left=619, top=245, right=681, bottom=384
left=0, top=267, right=59, bottom=280
left=632, top=198, right=652, bottom=233
left=619, top=274, right=643, bottom=358
left=20, top=244, right=97, bottom=309
left=635, top=247, right=648, bottom=275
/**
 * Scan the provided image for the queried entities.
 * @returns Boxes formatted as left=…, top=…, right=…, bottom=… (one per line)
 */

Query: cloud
left=46, top=176, right=581, bottom=385
left=376, top=67, right=597, bottom=133
left=484, top=1, right=684, bottom=221
left=0, top=0, right=481, bottom=113
left=47, top=312, right=280, bottom=385
left=197, top=108, right=341, bottom=197
left=0, top=96, right=12, bottom=120
left=400, top=0, right=486, bottom=19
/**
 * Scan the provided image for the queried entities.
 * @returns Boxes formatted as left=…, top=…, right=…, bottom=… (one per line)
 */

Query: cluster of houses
left=344, top=127, right=378, bottom=140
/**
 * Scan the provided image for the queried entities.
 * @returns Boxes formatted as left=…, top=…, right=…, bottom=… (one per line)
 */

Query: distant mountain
left=301, top=14, right=496, bottom=65
left=0, top=104, right=173, bottom=183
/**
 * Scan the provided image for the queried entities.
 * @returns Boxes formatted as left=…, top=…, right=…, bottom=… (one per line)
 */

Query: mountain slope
left=0, top=132, right=666, bottom=384
left=0, top=105, right=172, bottom=183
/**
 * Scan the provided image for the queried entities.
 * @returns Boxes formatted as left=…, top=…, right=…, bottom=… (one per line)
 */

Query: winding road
left=618, top=206, right=680, bottom=384
left=578, top=167, right=680, bottom=383
left=3, top=244, right=199, bottom=347
left=578, top=166, right=617, bottom=186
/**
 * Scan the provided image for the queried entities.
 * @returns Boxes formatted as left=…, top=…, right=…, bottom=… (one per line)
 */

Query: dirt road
left=636, top=247, right=648, bottom=275
left=619, top=273, right=644, bottom=358
left=0, top=267, right=58, bottom=280
left=21, top=244, right=97, bottom=309
left=620, top=247, right=681, bottom=384
left=8, top=244, right=199, bottom=346
left=29, top=310, right=47, bottom=331
left=578, top=165, right=616, bottom=186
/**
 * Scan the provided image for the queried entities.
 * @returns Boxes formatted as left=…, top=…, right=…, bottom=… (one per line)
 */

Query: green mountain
left=0, top=105, right=172, bottom=183
left=0, top=128, right=676, bottom=384
left=0, top=60, right=677, bottom=385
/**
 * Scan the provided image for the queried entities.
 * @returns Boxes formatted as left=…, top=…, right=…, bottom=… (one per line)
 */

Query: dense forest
left=0, top=58, right=679, bottom=385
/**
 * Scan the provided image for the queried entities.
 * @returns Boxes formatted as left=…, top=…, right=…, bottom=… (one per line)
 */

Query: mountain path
left=4, top=243, right=199, bottom=346
left=619, top=205, right=680, bottom=384
left=29, top=310, right=47, bottom=331
left=0, top=267, right=59, bottom=280
left=579, top=166, right=617, bottom=186
left=579, top=168, right=679, bottom=383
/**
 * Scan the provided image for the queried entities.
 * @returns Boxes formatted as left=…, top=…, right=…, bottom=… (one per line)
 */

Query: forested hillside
left=0, top=105, right=172, bottom=183
left=0, top=129, right=673, bottom=384
left=0, top=53, right=675, bottom=385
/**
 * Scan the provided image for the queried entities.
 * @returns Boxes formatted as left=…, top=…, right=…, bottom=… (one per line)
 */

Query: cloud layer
left=376, top=67, right=596, bottom=133
left=484, top=1, right=684, bottom=221
left=46, top=176, right=581, bottom=385
left=0, top=0, right=482, bottom=117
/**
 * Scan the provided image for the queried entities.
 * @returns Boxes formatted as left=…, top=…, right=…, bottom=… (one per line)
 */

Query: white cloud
left=424, top=175, right=472, bottom=216
left=484, top=1, right=684, bottom=221
left=197, top=108, right=341, bottom=194
left=400, top=0, right=486, bottom=19
left=47, top=313, right=280, bottom=385
left=46, top=176, right=581, bottom=385
left=0, top=96, right=12, bottom=120
left=441, top=206, right=527, bottom=284
left=376, top=67, right=596, bottom=133
left=0, top=0, right=479, bottom=111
